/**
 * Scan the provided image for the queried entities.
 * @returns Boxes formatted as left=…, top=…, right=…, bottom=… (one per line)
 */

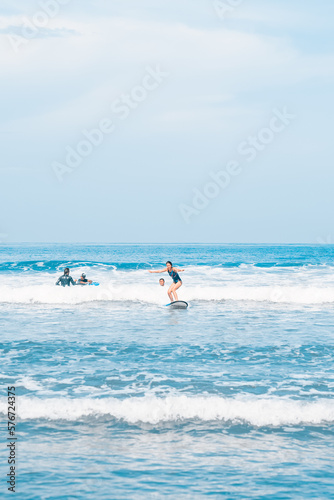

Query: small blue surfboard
left=76, top=282, right=100, bottom=286
left=166, top=301, right=188, bottom=309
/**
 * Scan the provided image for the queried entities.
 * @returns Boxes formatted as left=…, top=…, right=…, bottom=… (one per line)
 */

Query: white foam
left=0, top=284, right=164, bottom=305
left=0, top=283, right=333, bottom=305
left=1, top=395, right=334, bottom=425
left=186, top=285, right=334, bottom=304
left=1, top=264, right=334, bottom=305
left=16, top=376, right=44, bottom=391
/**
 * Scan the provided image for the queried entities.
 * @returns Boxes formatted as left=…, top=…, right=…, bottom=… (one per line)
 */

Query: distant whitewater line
left=0, top=284, right=334, bottom=305
left=1, top=395, right=333, bottom=426
left=0, top=260, right=332, bottom=273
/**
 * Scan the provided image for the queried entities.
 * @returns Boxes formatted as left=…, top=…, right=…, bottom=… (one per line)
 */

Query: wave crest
left=0, top=284, right=333, bottom=305
left=1, top=395, right=334, bottom=425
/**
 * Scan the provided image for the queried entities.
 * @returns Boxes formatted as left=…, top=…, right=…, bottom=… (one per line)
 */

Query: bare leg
left=171, top=281, right=182, bottom=301
left=167, top=285, right=174, bottom=302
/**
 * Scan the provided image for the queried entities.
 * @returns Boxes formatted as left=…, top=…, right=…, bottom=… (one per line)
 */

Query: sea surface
left=0, top=243, right=334, bottom=499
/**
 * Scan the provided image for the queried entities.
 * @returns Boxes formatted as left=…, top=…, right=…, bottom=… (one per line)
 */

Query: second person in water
left=149, top=261, right=184, bottom=302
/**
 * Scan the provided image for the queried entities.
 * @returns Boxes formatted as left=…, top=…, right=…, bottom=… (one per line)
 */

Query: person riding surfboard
left=149, top=261, right=184, bottom=302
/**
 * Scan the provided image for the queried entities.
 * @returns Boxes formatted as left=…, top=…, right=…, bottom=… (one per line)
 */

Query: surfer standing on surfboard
left=149, top=261, right=184, bottom=302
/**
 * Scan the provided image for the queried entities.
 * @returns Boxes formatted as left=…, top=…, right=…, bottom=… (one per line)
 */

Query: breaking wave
left=1, top=395, right=334, bottom=426
left=0, top=283, right=333, bottom=305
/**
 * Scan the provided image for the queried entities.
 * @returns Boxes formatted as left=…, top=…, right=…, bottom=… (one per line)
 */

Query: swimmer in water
left=76, top=273, right=92, bottom=285
left=150, top=261, right=184, bottom=302
left=56, top=267, right=76, bottom=287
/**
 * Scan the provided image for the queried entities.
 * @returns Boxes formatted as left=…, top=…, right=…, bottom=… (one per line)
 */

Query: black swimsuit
left=168, top=269, right=181, bottom=284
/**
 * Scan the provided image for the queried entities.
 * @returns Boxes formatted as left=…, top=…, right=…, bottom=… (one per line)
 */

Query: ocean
left=1, top=243, right=334, bottom=499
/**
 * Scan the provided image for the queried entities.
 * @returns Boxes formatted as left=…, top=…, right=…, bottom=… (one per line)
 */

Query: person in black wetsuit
left=56, top=268, right=76, bottom=287
left=149, top=261, right=184, bottom=302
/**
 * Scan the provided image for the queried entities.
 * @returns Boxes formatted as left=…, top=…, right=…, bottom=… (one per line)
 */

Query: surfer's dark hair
left=64, top=267, right=70, bottom=274
left=166, top=261, right=172, bottom=266
left=159, top=278, right=165, bottom=281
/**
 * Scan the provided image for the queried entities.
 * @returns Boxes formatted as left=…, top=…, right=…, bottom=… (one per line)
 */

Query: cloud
left=230, top=1, right=334, bottom=29
left=0, top=25, right=79, bottom=38
left=0, top=13, right=333, bottom=138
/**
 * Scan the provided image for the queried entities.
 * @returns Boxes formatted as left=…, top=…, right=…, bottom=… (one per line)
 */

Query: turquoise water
left=1, top=244, right=334, bottom=499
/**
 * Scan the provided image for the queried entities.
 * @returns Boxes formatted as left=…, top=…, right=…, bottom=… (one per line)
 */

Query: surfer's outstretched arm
left=149, top=268, right=167, bottom=273
left=173, top=268, right=184, bottom=272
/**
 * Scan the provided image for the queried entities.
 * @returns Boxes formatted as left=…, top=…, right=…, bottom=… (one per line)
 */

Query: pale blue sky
left=0, top=0, right=333, bottom=243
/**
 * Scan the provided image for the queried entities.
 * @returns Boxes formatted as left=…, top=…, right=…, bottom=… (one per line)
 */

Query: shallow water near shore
left=1, top=244, right=334, bottom=498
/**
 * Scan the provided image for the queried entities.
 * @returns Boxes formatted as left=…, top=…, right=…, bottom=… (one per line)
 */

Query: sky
left=0, top=0, right=333, bottom=243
